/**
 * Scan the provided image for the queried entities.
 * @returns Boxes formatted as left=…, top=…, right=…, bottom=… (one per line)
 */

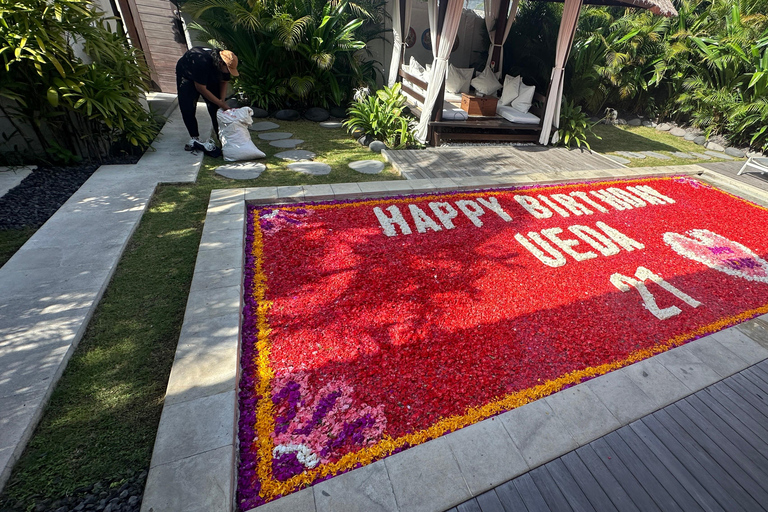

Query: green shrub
left=0, top=0, right=158, bottom=162
left=342, top=83, right=419, bottom=148
left=555, top=99, right=600, bottom=150
left=183, top=0, right=383, bottom=110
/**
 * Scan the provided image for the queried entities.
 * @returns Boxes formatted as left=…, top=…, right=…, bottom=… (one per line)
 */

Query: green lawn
left=0, top=120, right=400, bottom=508
left=587, top=124, right=742, bottom=168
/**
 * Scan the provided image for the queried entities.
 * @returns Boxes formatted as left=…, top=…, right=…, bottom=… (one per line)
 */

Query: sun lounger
left=738, top=156, right=768, bottom=175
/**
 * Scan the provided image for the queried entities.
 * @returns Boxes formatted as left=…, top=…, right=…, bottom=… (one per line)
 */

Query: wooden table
left=461, top=93, right=499, bottom=117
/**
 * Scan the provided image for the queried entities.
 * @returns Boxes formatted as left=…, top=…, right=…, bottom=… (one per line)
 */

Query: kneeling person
left=175, top=47, right=239, bottom=152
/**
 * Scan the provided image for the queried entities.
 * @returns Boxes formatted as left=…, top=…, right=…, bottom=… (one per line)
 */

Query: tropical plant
left=343, top=83, right=419, bottom=148
left=0, top=0, right=158, bottom=162
left=555, top=98, right=600, bottom=150
left=183, top=0, right=383, bottom=110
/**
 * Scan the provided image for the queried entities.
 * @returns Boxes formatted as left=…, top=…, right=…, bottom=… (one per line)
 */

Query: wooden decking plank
left=574, top=444, right=647, bottom=512
left=705, top=383, right=768, bottom=442
left=725, top=373, right=768, bottom=413
left=559, top=452, right=618, bottom=512
left=493, top=480, right=530, bottom=512
left=528, top=466, right=575, bottom=512
left=641, top=413, right=751, bottom=511
left=741, top=367, right=768, bottom=395
left=544, top=458, right=597, bottom=512
left=456, top=499, right=482, bottom=512
left=605, top=430, right=690, bottom=511
left=754, top=358, right=768, bottom=375
left=687, top=393, right=768, bottom=462
left=474, top=490, right=507, bottom=512
left=674, top=398, right=768, bottom=476
left=664, top=404, right=768, bottom=502
left=514, top=473, right=555, bottom=512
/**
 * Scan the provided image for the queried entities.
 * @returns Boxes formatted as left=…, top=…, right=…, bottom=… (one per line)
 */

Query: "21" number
left=610, top=266, right=701, bottom=320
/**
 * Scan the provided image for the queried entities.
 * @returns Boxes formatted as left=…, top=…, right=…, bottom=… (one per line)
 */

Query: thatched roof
left=609, top=0, right=677, bottom=16
left=536, top=0, right=678, bottom=17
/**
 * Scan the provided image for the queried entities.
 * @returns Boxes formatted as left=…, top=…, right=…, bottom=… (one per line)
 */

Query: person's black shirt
left=176, top=47, right=231, bottom=88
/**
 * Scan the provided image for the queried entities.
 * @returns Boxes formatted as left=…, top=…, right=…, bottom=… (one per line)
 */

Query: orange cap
left=220, top=50, right=239, bottom=77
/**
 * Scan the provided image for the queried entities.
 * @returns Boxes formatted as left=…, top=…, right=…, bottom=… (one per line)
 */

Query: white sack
left=217, top=107, right=266, bottom=161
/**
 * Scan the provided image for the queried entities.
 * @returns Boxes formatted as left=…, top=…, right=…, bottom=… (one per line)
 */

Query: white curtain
left=387, top=0, right=413, bottom=87
left=415, top=0, right=465, bottom=143
left=539, top=0, right=584, bottom=145
left=484, top=0, right=520, bottom=71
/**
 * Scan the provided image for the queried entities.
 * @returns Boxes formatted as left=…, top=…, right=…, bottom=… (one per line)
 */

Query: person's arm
left=194, top=82, right=229, bottom=110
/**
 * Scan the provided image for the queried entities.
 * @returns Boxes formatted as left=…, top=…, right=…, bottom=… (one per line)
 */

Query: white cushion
left=497, top=105, right=541, bottom=124
left=510, top=83, right=536, bottom=113
left=442, top=102, right=469, bottom=120
left=409, top=57, right=426, bottom=81
left=470, top=66, right=502, bottom=96
left=444, top=91, right=463, bottom=104
left=499, top=75, right=521, bottom=106
left=446, top=64, right=474, bottom=94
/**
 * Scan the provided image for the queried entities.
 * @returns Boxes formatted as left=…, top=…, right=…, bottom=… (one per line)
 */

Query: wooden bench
left=397, top=67, right=547, bottom=146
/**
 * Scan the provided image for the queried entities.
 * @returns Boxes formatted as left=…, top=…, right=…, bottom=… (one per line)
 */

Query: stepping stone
left=705, top=150, right=734, bottom=160
left=615, top=151, right=646, bottom=159
left=689, top=153, right=712, bottom=160
left=616, top=118, right=627, bottom=125
left=656, top=123, right=672, bottom=131
left=304, top=107, right=330, bottom=122
left=627, top=118, right=642, bottom=126
left=287, top=162, right=331, bottom=176
left=275, top=150, right=316, bottom=161
left=694, top=136, right=707, bottom=145
left=249, top=121, right=280, bottom=131
left=275, top=109, right=300, bottom=121
left=642, top=120, right=655, bottom=128
left=215, top=162, right=266, bottom=180
left=319, top=121, right=344, bottom=129
left=349, top=160, right=384, bottom=174
left=725, top=147, right=746, bottom=158
left=671, top=151, right=695, bottom=159
left=684, top=132, right=698, bottom=141
left=258, top=132, right=293, bottom=141
left=670, top=127, right=686, bottom=137
left=640, top=151, right=671, bottom=160
left=270, top=139, right=304, bottom=148
left=605, top=154, right=631, bottom=164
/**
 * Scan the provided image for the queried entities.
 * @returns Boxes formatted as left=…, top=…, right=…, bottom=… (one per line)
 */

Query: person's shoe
left=184, top=137, right=198, bottom=151
left=193, top=138, right=218, bottom=153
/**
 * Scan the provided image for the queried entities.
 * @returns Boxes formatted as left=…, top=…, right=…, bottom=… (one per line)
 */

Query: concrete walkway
left=0, top=166, right=34, bottom=200
left=0, top=102, right=209, bottom=490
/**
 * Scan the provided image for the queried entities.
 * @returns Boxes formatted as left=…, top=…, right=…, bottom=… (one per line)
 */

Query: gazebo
left=387, top=0, right=677, bottom=145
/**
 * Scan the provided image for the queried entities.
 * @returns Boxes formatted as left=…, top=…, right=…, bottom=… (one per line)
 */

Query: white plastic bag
left=217, top=107, right=266, bottom=161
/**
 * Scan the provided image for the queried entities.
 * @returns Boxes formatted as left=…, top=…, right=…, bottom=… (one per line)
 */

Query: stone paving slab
left=249, top=121, right=280, bottom=131
left=275, top=150, right=315, bottom=161
left=287, top=162, right=331, bottom=175
left=349, top=160, right=385, bottom=174
left=270, top=139, right=304, bottom=148
left=216, top=163, right=266, bottom=180
left=0, top=104, right=209, bottom=491
left=705, top=150, right=734, bottom=160
left=0, top=166, right=34, bottom=199
left=640, top=151, right=672, bottom=160
left=257, top=132, right=293, bottom=141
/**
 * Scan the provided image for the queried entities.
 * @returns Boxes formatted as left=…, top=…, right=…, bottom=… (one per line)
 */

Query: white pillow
left=470, top=66, right=502, bottom=96
left=499, top=75, right=521, bottom=106
left=510, top=83, right=536, bottom=113
left=409, top=57, right=426, bottom=80
left=446, top=64, right=473, bottom=94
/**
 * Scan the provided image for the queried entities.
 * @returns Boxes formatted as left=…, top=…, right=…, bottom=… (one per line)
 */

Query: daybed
left=398, top=59, right=547, bottom=146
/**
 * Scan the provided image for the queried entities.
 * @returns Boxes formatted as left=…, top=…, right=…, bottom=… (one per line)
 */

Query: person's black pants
left=176, top=76, right=220, bottom=138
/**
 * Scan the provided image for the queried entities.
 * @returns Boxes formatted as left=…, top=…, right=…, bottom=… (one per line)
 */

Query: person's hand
left=220, top=102, right=231, bottom=111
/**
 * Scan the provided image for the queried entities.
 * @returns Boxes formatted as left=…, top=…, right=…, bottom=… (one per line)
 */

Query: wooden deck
left=384, top=146, right=622, bottom=180
left=451, top=360, right=768, bottom=512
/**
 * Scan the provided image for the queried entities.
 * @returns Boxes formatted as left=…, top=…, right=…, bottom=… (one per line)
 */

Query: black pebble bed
left=0, top=156, right=136, bottom=230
